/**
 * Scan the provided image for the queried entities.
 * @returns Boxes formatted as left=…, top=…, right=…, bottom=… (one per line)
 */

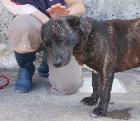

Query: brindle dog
left=41, top=16, right=140, bottom=117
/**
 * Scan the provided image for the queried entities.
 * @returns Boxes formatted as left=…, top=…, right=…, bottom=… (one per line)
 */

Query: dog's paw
left=91, top=107, right=106, bottom=117
left=81, top=97, right=98, bottom=106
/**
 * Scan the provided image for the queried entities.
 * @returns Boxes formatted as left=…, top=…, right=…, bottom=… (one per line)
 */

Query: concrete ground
left=0, top=68, right=140, bottom=121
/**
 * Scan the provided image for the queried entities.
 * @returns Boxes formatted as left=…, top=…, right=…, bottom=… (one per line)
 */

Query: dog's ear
left=41, top=24, right=51, bottom=47
left=41, top=24, right=46, bottom=41
left=41, top=24, right=47, bottom=45
left=66, top=16, right=81, bottom=30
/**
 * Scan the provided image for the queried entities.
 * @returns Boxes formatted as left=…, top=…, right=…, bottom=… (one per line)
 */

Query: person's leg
left=14, top=51, right=36, bottom=92
left=8, top=15, right=43, bottom=53
left=7, top=15, right=42, bottom=92
left=48, top=56, right=83, bottom=95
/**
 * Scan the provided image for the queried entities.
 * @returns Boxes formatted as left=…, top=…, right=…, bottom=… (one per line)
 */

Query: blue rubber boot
left=38, top=51, right=49, bottom=78
left=14, top=51, right=36, bottom=93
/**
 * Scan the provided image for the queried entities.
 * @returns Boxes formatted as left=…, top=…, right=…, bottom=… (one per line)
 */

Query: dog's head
left=41, top=16, right=84, bottom=67
left=41, top=16, right=80, bottom=67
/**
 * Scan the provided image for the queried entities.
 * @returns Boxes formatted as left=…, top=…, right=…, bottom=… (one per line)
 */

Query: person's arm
left=47, top=0, right=85, bottom=18
left=65, top=0, right=85, bottom=16
left=1, top=0, right=49, bottom=23
left=1, top=0, right=38, bottom=15
left=31, top=10, right=50, bottom=24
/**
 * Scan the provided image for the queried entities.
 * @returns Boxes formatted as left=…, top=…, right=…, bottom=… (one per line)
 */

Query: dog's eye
left=45, top=41, right=51, bottom=47
left=56, top=39, right=63, bottom=44
left=56, top=20, right=63, bottom=25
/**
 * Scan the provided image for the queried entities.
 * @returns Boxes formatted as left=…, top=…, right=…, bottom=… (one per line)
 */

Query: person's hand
left=47, top=3, right=70, bottom=18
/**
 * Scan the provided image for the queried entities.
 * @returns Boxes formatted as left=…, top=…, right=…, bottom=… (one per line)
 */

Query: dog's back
left=109, top=18, right=140, bottom=71
left=83, top=18, right=140, bottom=72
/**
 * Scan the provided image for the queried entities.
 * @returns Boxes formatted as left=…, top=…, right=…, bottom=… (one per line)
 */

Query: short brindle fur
left=41, top=16, right=140, bottom=117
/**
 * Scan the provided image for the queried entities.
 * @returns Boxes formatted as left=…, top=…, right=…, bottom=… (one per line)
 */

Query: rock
left=84, top=0, right=140, bottom=20
left=0, top=1, right=14, bottom=43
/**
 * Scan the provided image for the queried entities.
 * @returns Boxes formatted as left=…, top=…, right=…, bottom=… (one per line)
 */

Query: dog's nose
left=53, top=57, right=62, bottom=67
left=53, top=63, right=62, bottom=67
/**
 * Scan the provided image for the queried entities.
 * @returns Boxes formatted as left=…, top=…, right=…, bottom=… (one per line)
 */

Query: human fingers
left=51, top=3, right=62, bottom=9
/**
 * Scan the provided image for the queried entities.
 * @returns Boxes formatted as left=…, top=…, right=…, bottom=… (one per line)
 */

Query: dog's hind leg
left=81, top=72, right=100, bottom=106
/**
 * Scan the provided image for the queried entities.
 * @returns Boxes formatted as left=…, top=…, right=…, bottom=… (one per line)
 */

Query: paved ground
left=0, top=68, right=140, bottom=121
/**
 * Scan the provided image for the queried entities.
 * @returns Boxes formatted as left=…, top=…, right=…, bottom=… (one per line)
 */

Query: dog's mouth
left=54, top=56, right=71, bottom=67
left=52, top=51, right=72, bottom=68
left=53, top=56, right=71, bottom=67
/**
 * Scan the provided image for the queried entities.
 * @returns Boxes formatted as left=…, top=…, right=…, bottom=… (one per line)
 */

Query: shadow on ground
left=107, top=108, right=132, bottom=120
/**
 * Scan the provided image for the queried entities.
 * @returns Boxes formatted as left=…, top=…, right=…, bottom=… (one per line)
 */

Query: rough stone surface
left=84, top=0, right=140, bottom=20
left=0, top=0, right=14, bottom=43
left=0, top=69, right=140, bottom=121
left=0, top=0, right=140, bottom=43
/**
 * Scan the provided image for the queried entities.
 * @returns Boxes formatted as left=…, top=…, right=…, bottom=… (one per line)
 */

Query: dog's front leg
left=81, top=72, right=100, bottom=106
left=92, top=64, right=114, bottom=117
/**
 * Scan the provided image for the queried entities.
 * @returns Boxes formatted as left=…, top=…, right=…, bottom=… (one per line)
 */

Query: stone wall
left=0, top=0, right=140, bottom=43
left=84, top=0, right=140, bottom=20
left=0, top=0, right=14, bottom=43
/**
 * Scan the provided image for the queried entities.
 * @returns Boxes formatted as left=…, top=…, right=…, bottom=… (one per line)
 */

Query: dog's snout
left=53, top=57, right=62, bottom=67
left=53, top=62, right=62, bottom=67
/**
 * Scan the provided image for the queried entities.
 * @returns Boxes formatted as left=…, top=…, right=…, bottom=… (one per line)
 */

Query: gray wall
left=0, top=0, right=140, bottom=42
left=84, top=0, right=140, bottom=20
left=0, top=1, right=13, bottom=43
